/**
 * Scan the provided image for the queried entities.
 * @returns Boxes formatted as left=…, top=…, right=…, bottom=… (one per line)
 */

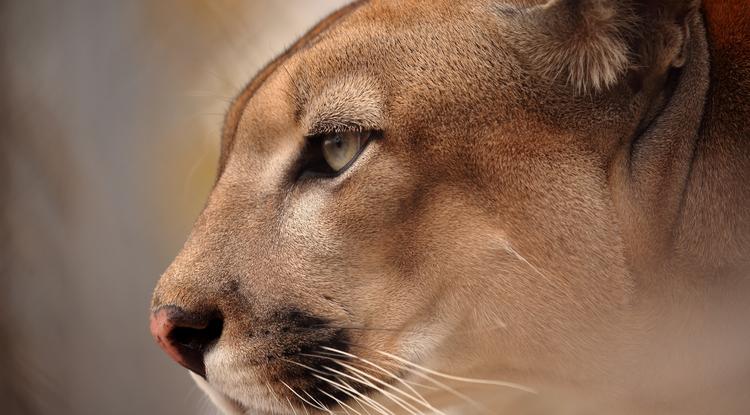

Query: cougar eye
left=322, top=130, right=369, bottom=171
left=299, top=130, right=373, bottom=178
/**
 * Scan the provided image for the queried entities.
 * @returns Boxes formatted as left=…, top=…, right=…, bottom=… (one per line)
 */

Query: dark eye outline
left=295, top=130, right=379, bottom=180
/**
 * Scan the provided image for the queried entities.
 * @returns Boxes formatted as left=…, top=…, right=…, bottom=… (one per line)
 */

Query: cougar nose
left=149, top=305, right=223, bottom=378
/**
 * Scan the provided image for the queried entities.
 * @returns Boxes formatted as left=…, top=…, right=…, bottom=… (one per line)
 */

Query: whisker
left=312, top=324, right=405, bottom=333
left=323, top=359, right=444, bottom=413
left=317, top=347, right=435, bottom=408
left=286, top=397, right=300, bottom=415
left=375, top=350, right=537, bottom=394
left=388, top=364, right=492, bottom=414
left=504, top=243, right=549, bottom=283
left=279, top=357, right=376, bottom=415
left=400, top=379, right=441, bottom=392
left=314, top=319, right=512, bottom=339
left=322, top=365, right=424, bottom=415
left=312, top=347, right=444, bottom=415
left=308, top=354, right=440, bottom=392
left=266, top=381, right=293, bottom=415
left=333, top=341, right=535, bottom=394
left=322, top=346, right=492, bottom=413
left=278, top=358, right=352, bottom=415
left=280, top=380, right=328, bottom=413
left=336, top=378, right=397, bottom=415
left=280, top=357, right=334, bottom=378
left=325, top=380, right=375, bottom=415
left=340, top=385, right=375, bottom=415
left=311, top=375, right=394, bottom=415
left=303, top=390, right=334, bottom=415
left=317, top=388, right=361, bottom=415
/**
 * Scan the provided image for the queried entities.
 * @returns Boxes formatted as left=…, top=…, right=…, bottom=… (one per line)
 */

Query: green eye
left=298, top=130, right=374, bottom=178
left=322, top=131, right=368, bottom=172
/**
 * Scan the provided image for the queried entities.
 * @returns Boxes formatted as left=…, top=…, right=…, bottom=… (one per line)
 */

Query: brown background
left=0, top=1, right=348, bottom=414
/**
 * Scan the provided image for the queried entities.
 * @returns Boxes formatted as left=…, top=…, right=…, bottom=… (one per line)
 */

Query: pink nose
left=149, top=306, right=223, bottom=378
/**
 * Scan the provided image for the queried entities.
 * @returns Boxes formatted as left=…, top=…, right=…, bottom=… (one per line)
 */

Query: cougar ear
left=518, top=0, right=702, bottom=93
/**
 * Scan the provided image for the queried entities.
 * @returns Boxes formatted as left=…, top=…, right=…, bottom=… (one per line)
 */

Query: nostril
left=150, top=305, right=224, bottom=378
left=169, top=318, right=223, bottom=351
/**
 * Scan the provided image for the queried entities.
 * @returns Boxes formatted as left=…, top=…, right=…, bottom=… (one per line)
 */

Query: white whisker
left=504, top=243, right=548, bottom=283
left=329, top=382, right=376, bottom=415
left=280, top=380, right=328, bottom=413
left=311, top=374, right=394, bottom=415
left=401, top=379, right=441, bottom=391
left=322, top=349, right=491, bottom=414
left=376, top=350, right=537, bottom=394
left=317, top=388, right=361, bottom=415
left=389, top=365, right=491, bottom=414
left=266, top=381, right=294, bottom=415
left=337, top=379, right=397, bottom=415
left=280, top=358, right=376, bottom=415
left=322, top=365, right=423, bottom=415
left=286, top=397, right=300, bottom=415
left=317, top=347, right=436, bottom=409
left=303, top=390, right=334, bottom=415
left=305, top=353, right=427, bottom=405
left=328, top=359, right=440, bottom=411
left=280, top=357, right=332, bottom=377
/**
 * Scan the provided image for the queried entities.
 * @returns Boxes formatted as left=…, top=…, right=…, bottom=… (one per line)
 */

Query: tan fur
left=151, top=1, right=750, bottom=414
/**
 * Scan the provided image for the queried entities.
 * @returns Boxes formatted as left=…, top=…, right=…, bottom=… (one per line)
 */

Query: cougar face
left=149, top=0, right=741, bottom=413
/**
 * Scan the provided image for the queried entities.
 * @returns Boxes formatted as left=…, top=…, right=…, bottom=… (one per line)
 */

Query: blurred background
left=0, top=1, right=349, bottom=414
